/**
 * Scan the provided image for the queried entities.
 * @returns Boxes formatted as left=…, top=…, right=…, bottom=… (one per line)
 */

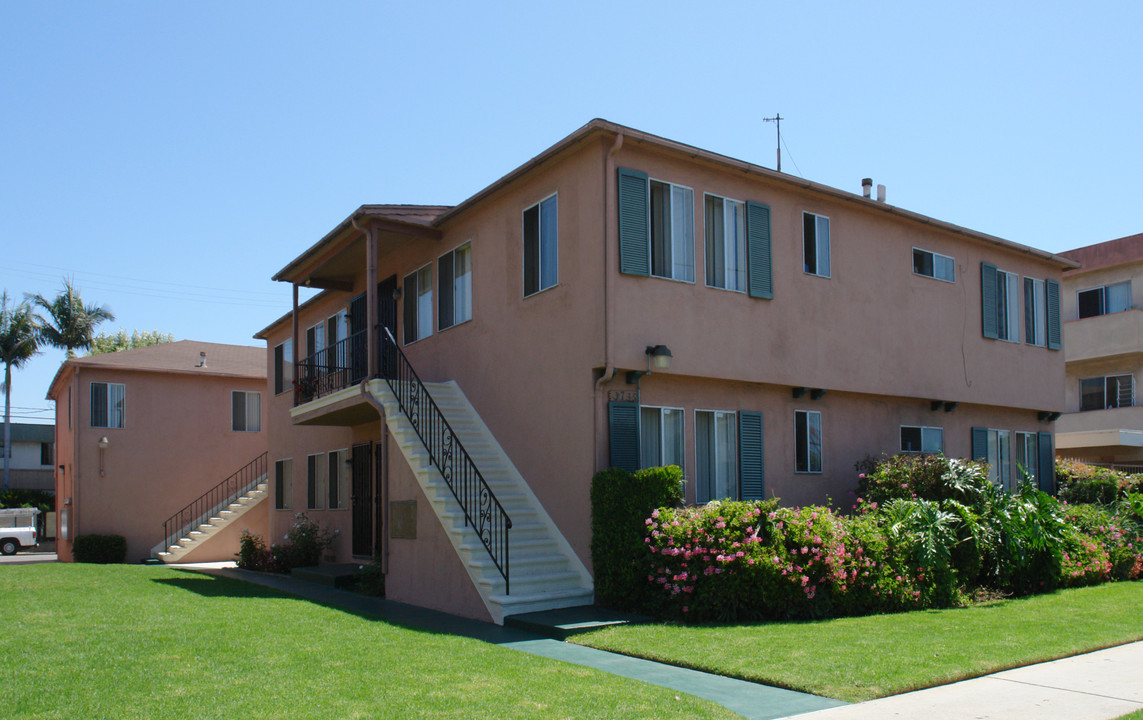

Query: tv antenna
left=763, top=113, right=783, bottom=172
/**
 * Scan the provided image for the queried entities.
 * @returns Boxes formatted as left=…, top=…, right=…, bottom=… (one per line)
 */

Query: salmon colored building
left=256, top=119, right=1076, bottom=623
left=47, top=341, right=268, bottom=563
left=1056, top=233, right=1143, bottom=464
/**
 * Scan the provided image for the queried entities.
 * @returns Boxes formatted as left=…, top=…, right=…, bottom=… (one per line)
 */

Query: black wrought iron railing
left=160, top=452, right=269, bottom=554
left=380, top=327, right=512, bottom=592
left=294, top=330, right=367, bottom=405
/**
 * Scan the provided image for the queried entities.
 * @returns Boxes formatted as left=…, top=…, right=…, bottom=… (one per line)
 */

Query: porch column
left=291, top=283, right=299, bottom=382
left=366, top=226, right=378, bottom=379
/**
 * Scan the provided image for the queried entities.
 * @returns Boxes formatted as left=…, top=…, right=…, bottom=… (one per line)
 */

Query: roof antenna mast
left=763, top=113, right=783, bottom=172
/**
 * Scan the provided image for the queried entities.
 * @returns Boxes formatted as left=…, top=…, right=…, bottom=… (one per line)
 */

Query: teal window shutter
left=1037, top=431, right=1055, bottom=493
left=746, top=201, right=773, bottom=299
left=738, top=411, right=764, bottom=500
left=981, top=263, right=999, bottom=339
left=971, top=427, right=989, bottom=462
left=1046, top=279, right=1062, bottom=350
left=617, top=167, right=650, bottom=276
left=609, top=401, right=640, bottom=471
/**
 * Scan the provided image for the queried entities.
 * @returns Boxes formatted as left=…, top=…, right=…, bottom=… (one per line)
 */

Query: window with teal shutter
left=1037, top=431, right=1054, bottom=493
left=617, top=168, right=650, bottom=276
left=971, top=427, right=989, bottom=462
left=746, top=202, right=772, bottom=299
left=738, top=411, right=764, bottom=500
left=1046, top=279, right=1062, bottom=350
left=608, top=401, right=640, bottom=471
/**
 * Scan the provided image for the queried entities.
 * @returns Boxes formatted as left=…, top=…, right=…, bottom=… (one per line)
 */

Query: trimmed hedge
left=1056, top=458, right=1143, bottom=504
left=72, top=534, right=127, bottom=564
left=591, top=465, right=683, bottom=611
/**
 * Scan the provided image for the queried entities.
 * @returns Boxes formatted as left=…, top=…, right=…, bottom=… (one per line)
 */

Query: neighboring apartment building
left=256, top=119, right=1074, bottom=623
left=1, top=422, right=54, bottom=492
left=47, top=341, right=269, bottom=563
left=1055, top=233, right=1143, bottom=464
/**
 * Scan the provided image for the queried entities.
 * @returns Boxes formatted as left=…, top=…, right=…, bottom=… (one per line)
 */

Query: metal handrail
left=379, top=327, right=511, bottom=593
left=160, top=452, right=269, bottom=554
left=294, top=331, right=368, bottom=405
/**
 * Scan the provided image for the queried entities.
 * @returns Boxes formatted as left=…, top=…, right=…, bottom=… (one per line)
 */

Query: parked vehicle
left=0, top=508, right=40, bottom=555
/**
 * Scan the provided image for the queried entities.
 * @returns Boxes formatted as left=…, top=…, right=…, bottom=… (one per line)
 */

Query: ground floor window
left=274, top=458, right=293, bottom=510
left=900, top=425, right=943, bottom=454
left=1016, top=432, right=1040, bottom=485
left=795, top=410, right=823, bottom=473
left=695, top=410, right=737, bottom=503
left=307, top=453, right=326, bottom=510
left=987, top=429, right=1012, bottom=489
left=640, top=406, right=684, bottom=471
left=327, top=449, right=350, bottom=509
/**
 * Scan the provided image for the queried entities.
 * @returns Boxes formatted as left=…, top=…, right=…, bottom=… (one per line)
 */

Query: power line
left=16, top=261, right=282, bottom=297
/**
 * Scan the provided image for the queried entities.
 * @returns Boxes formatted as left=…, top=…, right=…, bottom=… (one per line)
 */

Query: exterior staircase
left=151, top=453, right=269, bottom=563
left=367, top=378, right=594, bottom=624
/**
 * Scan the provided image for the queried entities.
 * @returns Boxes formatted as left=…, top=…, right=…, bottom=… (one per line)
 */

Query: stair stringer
left=365, top=378, right=593, bottom=624
left=151, top=480, right=269, bottom=563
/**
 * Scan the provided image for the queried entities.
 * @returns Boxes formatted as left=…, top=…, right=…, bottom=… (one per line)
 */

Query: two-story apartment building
left=256, top=119, right=1075, bottom=623
left=1, top=422, right=54, bottom=492
left=1055, top=233, right=1143, bottom=464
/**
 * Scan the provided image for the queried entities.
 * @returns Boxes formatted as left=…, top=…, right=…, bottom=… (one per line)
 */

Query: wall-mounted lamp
left=97, top=436, right=109, bottom=477
left=943, top=402, right=959, bottom=413
left=792, top=387, right=808, bottom=399
left=810, top=388, right=827, bottom=400
left=931, top=400, right=945, bottom=412
left=1038, top=411, right=1061, bottom=422
left=391, top=286, right=402, bottom=301
left=626, top=345, right=673, bottom=384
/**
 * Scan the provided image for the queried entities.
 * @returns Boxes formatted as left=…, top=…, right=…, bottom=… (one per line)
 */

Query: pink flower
left=651, top=509, right=660, bottom=519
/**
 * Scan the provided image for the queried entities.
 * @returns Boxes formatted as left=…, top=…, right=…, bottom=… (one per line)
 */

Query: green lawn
left=572, top=581, right=1143, bottom=703
left=1, top=564, right=737, bottom=720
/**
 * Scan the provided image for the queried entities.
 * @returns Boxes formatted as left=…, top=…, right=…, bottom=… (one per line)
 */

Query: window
left=913, top=248, right=955, bottom=282
left=1078, top=281, right=1131, bottom=319
left=1080, top=374, right=1134, bottom=411
left=325, top=310, right=348, bottom=369
left=307, top=453, right=325, bottom=510
left=274, top=458, right=293, bottom=510
left=639, top=406, right=684, bottom=470
left=1024, top=278, right=1047, bottom=347
left=306, top=322, right=324, bottom=360
left=981, top=264, right=1019, bottom=342
left=523, top=194, right=558, bottom=296
left=803, top=212, right=831, bottom=277
left=327, top=449, right=349, bottom=509
left=650, top=181, right=695, bottom=282
left=439, top=242, right=473, bottom=331
left=795, top=410, right=823, bottom=473
left=705, top=194, right=747, bottom=291
left=1016, top=432, right=1039, bottom=484
left=973, top=427, right=1011, bottom=489
left=232, top=391, right=261, bottom=432
left=403, top=264, right=433, bottom=344
left=900, top=425, right=943, bottom=454
left=274, top=339, right=293, bottom=395
left=90, top=382, right=125, bottom=429
left=696, top=410, right=737, bottom=502
left=40, top=442, right=52, bottom=466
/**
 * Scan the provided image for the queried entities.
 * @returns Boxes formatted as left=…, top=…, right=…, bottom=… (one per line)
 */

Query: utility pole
left=763, top=114, right=783, bottom=172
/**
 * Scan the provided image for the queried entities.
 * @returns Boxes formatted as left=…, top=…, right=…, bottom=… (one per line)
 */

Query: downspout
left=360, top=376, right=390, bottom=575
left=593, top=132, right=624, bottom=467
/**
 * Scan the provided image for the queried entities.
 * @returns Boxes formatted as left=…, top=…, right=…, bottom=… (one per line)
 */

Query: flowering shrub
left=236, top=528, right=272, bottom=571
left=236, top=514, right=335, bottom=574
left=1060, top=526, right=1111, bottom=586
left=1064, top=504, right=1142, bottom=581
left=1056, top=459, right=1143, bottom=504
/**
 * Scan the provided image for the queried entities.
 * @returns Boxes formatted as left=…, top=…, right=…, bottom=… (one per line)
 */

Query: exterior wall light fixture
left=792, top=387, right=808, bottom=399
left=943, top=401, right=958, bottom=412
left=810, top=388, right=827, bottom=400
left=626, top=345, right=673, bottom=384
left=97, top=436, right=110, bottom=477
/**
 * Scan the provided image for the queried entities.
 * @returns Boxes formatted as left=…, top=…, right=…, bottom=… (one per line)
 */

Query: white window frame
left=912, top=247, right=956, bottom=283
left=231, top=390, right=261, bottom=432
left=900, top=425, right=944, bottom=454
left=1015, top=431, right=1040, bottom=484
left=794, top=409, right=823, bottom=473
left=995, top=268, right=1020, bottom=342
left=803, top=211, right=831, bottom=278
left=695, top=409, right=738, bottom=503
left=1078, top=281, right=1131, bottom=319
left=639, top=405, right=685, bottom=471
left=305, top=321, right=325, bottom=359
left=1024, top=277, right=1047, bottom=347
left=649, top=179, right=695, bottom=283
left=523, top=193, right=558, bottom=297
left=328, top=448, right=350, bottom=510
left=274, top=339, right=293, bottom=395
left=439, top=241, right=473, bottom=331
left=306, top=452, right=326, bottom=510
left=90, top=381, right=125, bottom=429
left=403, top=263, right=433, bottom=345
left=274, top=458, right=294, bottom=510
left=1080, top=374, right=1134, bottom=411
left=986, top=428, right=1012, bottom=490
left=703, top=193, right=747, bottom=292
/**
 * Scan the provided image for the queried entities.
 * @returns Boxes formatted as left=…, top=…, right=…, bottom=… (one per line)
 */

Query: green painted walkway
left=176, top=564, right=845, bottom=720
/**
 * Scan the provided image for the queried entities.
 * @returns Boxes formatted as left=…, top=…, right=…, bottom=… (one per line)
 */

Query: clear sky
left=2, top=1, right=1140, bottom=423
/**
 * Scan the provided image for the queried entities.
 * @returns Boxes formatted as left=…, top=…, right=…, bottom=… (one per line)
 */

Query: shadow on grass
left=152, top=574, right=290, bottom=599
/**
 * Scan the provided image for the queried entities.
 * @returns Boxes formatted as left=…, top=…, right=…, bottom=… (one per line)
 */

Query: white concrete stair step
left=478, top=569, right=584, bottom=592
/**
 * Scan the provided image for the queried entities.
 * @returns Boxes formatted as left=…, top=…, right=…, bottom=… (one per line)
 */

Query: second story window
left=273, top=339, right=293, bottom=395
left=704, top=194, right=747, bottom=291
left=90, top=382, right=125, bottom=429
left=650, top=180, right=695, bottom=282
left=523, top=194, right=558, bottom=297
left=981, top=263, right=1019, bottom=342
left=1080, top=374, right=1134, bottom=411
left=803, top=212, right=831, bottom=277
left=1024, top=278, right=1047, bottom=347
left=403, top=264, right=433, bottom=344
left=1078, top=281, right=1131, bottom=319
left=232, top=390, right=261, bottom=432
left=913, top=248, right=955, bottom=282
left=439, top=241, right=472, bottom=331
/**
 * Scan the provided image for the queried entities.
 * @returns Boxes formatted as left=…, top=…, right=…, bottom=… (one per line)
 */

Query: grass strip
left=571, top=581, right=1143, bottom=702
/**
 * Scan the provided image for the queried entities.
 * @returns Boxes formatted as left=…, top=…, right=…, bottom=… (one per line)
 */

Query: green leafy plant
left=71, top=534, right=126, bottom=563
left=236, top=528, right=272, bottom=571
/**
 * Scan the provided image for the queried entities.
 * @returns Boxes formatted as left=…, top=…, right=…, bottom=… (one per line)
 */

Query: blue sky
left=2, top=1, right=1141, bottom=423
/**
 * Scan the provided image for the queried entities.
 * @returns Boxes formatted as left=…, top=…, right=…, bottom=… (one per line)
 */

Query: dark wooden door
left=348, top=293, right=367, bottom=384
left=351, top=441, right=373, bottom=557
left=377, top=275, right=398, bottom=378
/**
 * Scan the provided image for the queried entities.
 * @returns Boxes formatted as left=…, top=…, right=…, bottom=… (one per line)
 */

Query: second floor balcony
left=1064, top=308, right=1143, bottom=365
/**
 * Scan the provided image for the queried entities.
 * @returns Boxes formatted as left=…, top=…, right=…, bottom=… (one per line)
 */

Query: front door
left=377, top=275, right=398, bottom=378
left=351, top=441, right=373, bottom=557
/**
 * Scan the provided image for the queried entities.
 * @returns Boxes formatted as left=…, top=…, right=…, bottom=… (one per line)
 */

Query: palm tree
left=33, top=278, right=115, bottom=358
left=1, top=292, right=41, bottom=492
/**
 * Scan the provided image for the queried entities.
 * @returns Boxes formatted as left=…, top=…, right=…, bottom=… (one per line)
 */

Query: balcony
left=290, top=331, right=374, bottom=426
left=1064, top=309, right=1143, bottom=364
left=1056, top=405, right=1143, bottom=456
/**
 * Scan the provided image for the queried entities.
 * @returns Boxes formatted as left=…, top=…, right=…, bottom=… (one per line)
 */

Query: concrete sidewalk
left=785, top=642, right=1143, bottom=720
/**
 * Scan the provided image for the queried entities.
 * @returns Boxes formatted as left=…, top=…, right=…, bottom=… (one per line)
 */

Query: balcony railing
left=294, top=331, right=367, bottom=405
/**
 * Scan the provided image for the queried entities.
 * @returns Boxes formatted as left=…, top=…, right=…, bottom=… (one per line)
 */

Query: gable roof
left=46, top=341, right=265, bottom=400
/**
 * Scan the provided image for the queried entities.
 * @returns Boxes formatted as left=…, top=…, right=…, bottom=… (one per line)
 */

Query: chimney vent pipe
left=876, top=184, right=886, bottom=203
left=861, top=178, right=872, bottom=198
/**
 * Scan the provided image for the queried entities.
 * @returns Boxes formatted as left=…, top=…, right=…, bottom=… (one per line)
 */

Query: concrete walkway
left=170, top=563, right=1143, bottom=720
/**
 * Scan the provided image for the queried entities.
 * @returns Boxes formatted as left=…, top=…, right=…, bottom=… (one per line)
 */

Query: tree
left=88, top=329, right=175, bottom=355
left=0, top=292, right=41, bottom=492
left=32, top=278, right=115, bottom=358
